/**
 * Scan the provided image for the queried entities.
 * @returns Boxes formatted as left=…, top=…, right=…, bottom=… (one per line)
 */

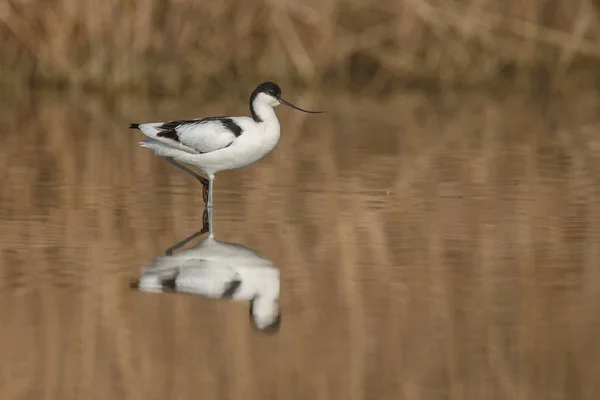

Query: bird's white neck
left=251, top=101, right=279, bottom=126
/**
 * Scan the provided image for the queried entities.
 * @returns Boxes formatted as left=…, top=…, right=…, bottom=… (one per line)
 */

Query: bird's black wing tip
left=129, top=123, right=140, bottom=129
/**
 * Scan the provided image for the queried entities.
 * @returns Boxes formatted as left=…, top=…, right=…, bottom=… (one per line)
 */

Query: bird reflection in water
left=129, top=205, right=281, bottom=333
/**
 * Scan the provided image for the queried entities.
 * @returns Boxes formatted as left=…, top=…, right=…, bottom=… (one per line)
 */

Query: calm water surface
left=1, top=89, right=600, bottom=399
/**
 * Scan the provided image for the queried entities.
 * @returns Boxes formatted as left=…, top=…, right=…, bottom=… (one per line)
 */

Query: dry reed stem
left=1, top=0, right=600, bottom=92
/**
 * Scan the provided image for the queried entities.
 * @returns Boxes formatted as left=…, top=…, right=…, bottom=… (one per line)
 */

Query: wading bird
left=130, top=228, right=282, bottom=333
left=129, top=82, right=324, bottom=233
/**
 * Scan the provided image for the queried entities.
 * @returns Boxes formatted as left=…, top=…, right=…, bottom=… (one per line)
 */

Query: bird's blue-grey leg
left=165, top=207, right=209, bottom=255
left=165, top=157, right=209, bottom=203
left=207, top=175, right=215, bottom=237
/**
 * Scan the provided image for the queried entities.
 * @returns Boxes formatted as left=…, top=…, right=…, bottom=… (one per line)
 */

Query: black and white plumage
left=130, top=116, right=243, bottom=155
left=130, top=234, right=282, bottom=333
left=129, top=82, right=324, bottom=235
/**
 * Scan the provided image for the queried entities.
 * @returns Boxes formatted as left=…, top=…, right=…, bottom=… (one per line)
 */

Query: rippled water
left=1, top=89, right=600, bottom=399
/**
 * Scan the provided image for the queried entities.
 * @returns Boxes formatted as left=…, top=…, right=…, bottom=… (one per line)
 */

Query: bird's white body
left=129, top=82, right=322, bottom=237
left=137, top=235, right=279, bottom=300
left=135, top=93, right=282, bottom=178
left=135, top=235, right=281, bottom=331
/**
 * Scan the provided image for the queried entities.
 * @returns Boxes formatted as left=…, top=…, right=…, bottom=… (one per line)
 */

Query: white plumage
left=131, top=234, right=282, bottom=333
left=138, top=118, right=246, bottom=159
left=136, top=116, right=277, bottom=175
left=129, top=82, right=323, bottom=235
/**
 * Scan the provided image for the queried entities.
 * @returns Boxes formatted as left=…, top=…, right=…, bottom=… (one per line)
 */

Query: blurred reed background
left=2, top=0, right=600, bottom=93
left=2, top=1, right=600, bottom=400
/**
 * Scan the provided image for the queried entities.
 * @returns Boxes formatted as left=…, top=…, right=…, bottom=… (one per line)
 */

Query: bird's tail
left=129, top=123, right=140, bottom=129
left=129, top=274, right=178, bottom=293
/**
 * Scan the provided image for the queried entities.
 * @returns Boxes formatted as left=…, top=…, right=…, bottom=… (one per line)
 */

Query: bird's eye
left=268, top=90, right=276, bottom=95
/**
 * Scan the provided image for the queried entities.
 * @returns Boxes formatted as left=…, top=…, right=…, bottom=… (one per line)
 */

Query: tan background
left=1, top=88, right=599, bottom=399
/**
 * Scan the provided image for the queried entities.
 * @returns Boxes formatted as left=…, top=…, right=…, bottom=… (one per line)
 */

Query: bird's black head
left=249, top=297, right=282, bottom=334
left=249, top=81, right=324, bottom=122
left=255, top=81, right=282, bottom=98
left=260, top=312, right=282, bottom=334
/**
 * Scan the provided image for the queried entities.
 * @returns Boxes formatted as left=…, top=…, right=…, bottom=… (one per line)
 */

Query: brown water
left=1, top=88, right=600, bottom=400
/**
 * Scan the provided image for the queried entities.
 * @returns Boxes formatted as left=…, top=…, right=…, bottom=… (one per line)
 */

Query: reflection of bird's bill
left=278, top=97, right=325, bottom=114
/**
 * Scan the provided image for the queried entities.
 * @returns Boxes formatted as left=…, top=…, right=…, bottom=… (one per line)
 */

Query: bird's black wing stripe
left=220, top=118, right=243, bottom=137
left=157, top=130, right=181, bottom=142
left=156, top=119, right=200, bottom=143
left=156, top=116, right=243, bottom=145
left=221, top=278, right=242, bottom=298
left=195, top=116, right=244, bottom=137
left=161, top=276, right=178, bottom=292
